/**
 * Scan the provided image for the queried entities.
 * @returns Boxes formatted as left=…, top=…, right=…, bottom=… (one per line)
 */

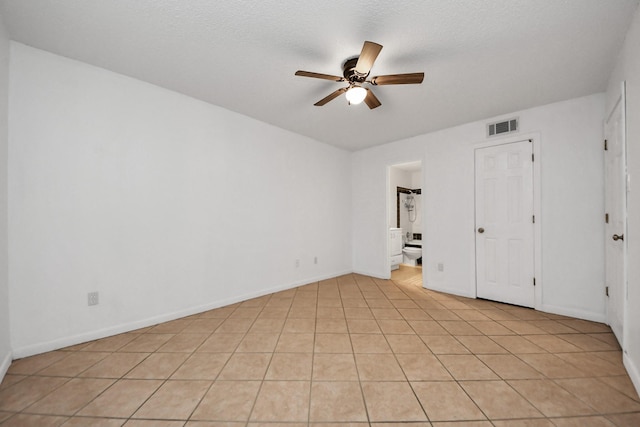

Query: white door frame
left=473, top=132, right=542, bottom=309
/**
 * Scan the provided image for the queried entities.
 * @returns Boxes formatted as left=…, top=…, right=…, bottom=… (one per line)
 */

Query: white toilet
left=402, top=247, right=422, bottom=267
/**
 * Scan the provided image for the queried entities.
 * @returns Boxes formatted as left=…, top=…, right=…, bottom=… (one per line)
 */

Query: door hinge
left=606, top=286, right=609, bottom=297
left=531, top=153, right=535, bottom=162
left=532, top=215, right=535, bottom=224
left=604, top=139, right=608, bottom=151
left=533, top=277, right=536, bottom=287
left=605, top=213, right=609, bottom=224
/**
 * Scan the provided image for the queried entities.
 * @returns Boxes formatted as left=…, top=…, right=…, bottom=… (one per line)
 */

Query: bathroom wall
left=388, top=166, right=412, bottom=234
left=8, top=43, right=352, bottom=357
left=352, top=93, right=605, bottom=323
left=410, top=171, right=422, bottom=236
left=0, top=12, right=10, bottom=378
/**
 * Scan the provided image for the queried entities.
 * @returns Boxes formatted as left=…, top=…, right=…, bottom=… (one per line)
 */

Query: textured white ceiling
left=1, top=0, right=638, bottom=151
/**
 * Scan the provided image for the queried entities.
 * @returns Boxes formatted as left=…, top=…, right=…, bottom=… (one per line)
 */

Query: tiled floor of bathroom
left=1, top=268, right=639, bottom=426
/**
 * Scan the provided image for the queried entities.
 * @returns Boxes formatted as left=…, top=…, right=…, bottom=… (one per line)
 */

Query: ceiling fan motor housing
left=342, top=57, right=368, bottom=83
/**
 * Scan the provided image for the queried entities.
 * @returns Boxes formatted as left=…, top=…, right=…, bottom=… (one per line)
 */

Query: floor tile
left=361, top=381, right=427, bottom=422
left=26, top=378, right=114, bottom=415
left=314, top=333, right=353, bottom=353
left=132, top=380, right=210, bottom=420
left=346, top=318, right=382, bottom=334
left=6, top=351, right=68, bottom=375
left=508, top=379, right=596, bottom=417
left=407, top=320, right=448, bottom=335
left=490, top=335, right=546, bottom=354
left=77, top=379, right=162, bottom=418
left=550, top=416, right=617, bottom=426
left=477, top=354, right=544, bottom=379
left=355, top=353, right=405, bottom=381
left=124, top=353, right=189, bottom=379
left=171, top=352, right=231, bottom=380
left=351, top=334, right=392, bottom=353
left=437, top=354, right=499, bottom=380
left=554, top=378, right=640, bottom=413
left=0, top=376, right=68, bottom=411
left=275, top=333, right=314, bottom=353
left=265, top=353, right=312, bottom=380
left=312, top=353, right=359, bottom=381
left=157, top=333, right=208, bottom=352
left=309, top=381, right=368, bottom=422
left=119, top=334, right=175, bottom=352
left=0, top=413, right=69, bottom=426
left=420, top=335, right=470, bottom=354
left=250, top=381, right=310, bottom=422
left=316, top=318, right=349, bottom=333
left=217, top=353, right=271, bottom=380
left=236, top=333, right=279, bottom=352
left=386, top=334, right=430, bottom=353
left=282, top=318, right=316, bottom=333
left=456, top=335, right=508, bottom=354
left=411, top=381, right=485, bottom=421
left=79, top=352, right=147, bottom=378
left=191, top=380, right=260, bottom=421
left=38, top=352, right=110, bottom=377
left=197, top=333, right=244, bottom=352
left=396, top=353, right=452, bottom=380
left=516, top=354, right=588, bottom=379
left=438, top=321, right=482, bottom=336
left=378, top=319, right=415, bottom=334
left=460, top=380, right=543, bottom=419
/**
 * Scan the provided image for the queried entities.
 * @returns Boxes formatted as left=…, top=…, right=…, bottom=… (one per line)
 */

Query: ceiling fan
left=295, top=41, right=424, bottom=109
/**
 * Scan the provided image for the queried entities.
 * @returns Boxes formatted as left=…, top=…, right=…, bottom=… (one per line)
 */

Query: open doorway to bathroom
left=388, top=161, right=423, bottom=288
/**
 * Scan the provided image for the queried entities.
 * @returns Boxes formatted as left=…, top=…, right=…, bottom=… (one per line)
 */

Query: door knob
left=613, top=234, right=624, bottom=241
left=477, top=227, right=485, bottom=234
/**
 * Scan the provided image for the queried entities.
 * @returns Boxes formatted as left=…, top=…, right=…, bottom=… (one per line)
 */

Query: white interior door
left=605, top=92, right=627, bottom=346
left=475, top=140, right=535, bottom=308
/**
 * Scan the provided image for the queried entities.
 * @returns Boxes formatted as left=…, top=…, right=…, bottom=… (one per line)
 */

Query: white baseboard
left=0, top=350, right=11, bottom=383
left=12, top=269, right=353, bottom=359
left=538, top=303, right=606, bottom=323
left=624, top=352, right=640, bottom=399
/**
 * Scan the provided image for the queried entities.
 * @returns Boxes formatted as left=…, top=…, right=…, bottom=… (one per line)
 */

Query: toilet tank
left=390, top=228, right=403, bottom=256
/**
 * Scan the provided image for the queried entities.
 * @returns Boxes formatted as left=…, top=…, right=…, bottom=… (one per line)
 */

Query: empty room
left=1, top=0, right=640, bottom=426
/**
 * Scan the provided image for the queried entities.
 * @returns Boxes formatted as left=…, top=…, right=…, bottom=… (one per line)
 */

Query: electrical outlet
left=88, top=291, right=99, bottom=306
left=295, top=259, right=300, bottom=268
left=314, top=256, right=318, bottom=264
left=437, top=263, right=444, bottom=272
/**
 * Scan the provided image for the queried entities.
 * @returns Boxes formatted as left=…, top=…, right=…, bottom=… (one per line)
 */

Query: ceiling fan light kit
left=295, top=41, right=424, bottom=109
left=345, top=86, right=367, bottom=105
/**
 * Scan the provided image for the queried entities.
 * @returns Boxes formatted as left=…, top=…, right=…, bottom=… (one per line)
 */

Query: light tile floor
left=1, top=266, right=639, bottom=426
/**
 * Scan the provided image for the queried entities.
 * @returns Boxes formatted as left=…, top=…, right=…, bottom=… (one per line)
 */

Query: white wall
left=0, top=13, right=10, bottom=378
left=606, top=4, right=640, bottom=396
left=352, top=94, right=606, bottom=322
left=8, top=43, right=352, bottom=357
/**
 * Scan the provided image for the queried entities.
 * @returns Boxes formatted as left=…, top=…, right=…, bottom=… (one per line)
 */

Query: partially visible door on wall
left=605, top=90, right=627, bottom=346
left=475, top=140, right=535, bottom=308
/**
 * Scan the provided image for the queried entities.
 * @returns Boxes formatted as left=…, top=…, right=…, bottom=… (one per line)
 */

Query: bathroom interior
left=389, top=161, right=423, bottom=286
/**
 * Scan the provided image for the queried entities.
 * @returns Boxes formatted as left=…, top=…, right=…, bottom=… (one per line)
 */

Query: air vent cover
left=487, top=118, right=518, bottom=137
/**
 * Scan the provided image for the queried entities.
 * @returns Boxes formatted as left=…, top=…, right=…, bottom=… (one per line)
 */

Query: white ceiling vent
left=487, top=118, right=518, bottom=137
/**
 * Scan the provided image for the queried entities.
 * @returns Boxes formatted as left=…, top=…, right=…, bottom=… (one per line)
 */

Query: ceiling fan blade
left=364, top=89, right=381, bottom=109
left=355, top=41, right=383, bottom=76
left=314, top=88, right=348, bottom=106
left=295, top=70, right=344, bottom=82
left=370, top=72, right=425, bottom=85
